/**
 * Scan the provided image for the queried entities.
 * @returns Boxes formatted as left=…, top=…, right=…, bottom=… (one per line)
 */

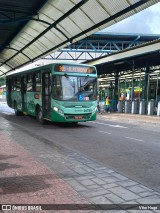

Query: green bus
left=6, top=62, right=97, bottom=124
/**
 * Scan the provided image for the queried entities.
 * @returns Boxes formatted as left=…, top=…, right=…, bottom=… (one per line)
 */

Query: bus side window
left=35, top=73, right=41, bottom=92
left=9, top=79, right=13, bottom=91
left=27, top=74, right=33, bottom=92
left=13, top=78, right=17, bottom=91
left=16, top=77, right=21, bottom=92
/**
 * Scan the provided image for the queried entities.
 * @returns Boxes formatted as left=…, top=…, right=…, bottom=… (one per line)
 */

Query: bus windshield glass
left=52, top=75, right=97, bottom=101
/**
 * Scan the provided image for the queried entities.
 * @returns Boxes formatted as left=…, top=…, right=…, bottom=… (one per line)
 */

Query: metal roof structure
left=86, top=38, right=160, bottom=75
left=44, top=32, right=160, bottom=61
left=0, top=0, right=159, bottom=77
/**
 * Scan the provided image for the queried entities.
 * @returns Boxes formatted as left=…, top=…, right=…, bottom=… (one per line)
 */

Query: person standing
left=97, top=95, right=100, bottom=113
left=105, top=96, right=111, bottom=113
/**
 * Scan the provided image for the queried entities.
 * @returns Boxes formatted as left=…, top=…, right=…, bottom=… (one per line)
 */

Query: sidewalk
left=0, top=120, right=92, bottom=213
left=97, top=112, right=160, bottom=127
left=1, top=116, right=160, bottom=213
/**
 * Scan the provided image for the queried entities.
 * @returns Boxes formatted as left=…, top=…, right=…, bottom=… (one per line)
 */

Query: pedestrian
left=97, top=95, right=100, bottom=113
left=105, top=96, right=111, bottom=113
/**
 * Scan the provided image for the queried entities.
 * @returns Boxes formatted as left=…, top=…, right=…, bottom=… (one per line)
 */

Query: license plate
left=75, top=116, right=82, bottom=119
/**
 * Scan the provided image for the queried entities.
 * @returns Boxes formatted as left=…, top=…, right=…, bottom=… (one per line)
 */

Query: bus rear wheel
left=36, top=107, right=46, bottom=124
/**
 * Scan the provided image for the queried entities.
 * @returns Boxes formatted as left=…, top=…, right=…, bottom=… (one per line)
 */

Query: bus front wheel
left=14, top=102, right=22, bottom=116
left=36, top=108, right=46, bottom=124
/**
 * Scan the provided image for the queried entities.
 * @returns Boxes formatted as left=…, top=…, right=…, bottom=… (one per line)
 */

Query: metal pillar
left=139, top=100, right=146, bottom=115
left=131, top=101, right=138, bottom=114
left=148, top=100, right=155, bottom=115
left=114, top=71, right=119, bottom=111
left=157, top=102, right=160, bottom=116
left=125, top=100, right=131, bottom=113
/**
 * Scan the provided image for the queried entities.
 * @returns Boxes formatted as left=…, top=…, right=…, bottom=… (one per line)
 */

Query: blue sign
left=79, top=95, right=84, bottom=101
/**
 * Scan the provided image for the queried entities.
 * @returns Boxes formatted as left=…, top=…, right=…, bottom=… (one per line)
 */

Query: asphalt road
left=0, top=102, right=160, bottom=193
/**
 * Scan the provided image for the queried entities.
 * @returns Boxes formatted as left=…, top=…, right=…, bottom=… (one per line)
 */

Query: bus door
left=21, top=77, right=27, bottom=112
left=6, top=78, right=12, bottom=107
left=42, top=72, right=51, bottom=117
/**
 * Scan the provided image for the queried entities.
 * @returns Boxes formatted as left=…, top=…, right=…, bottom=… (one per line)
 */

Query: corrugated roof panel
left=1, top=50, right=15, bottom=60
left=80, top=0, right=110, bottom=24
left=69, top=10, right=94, bottom=31
left=22, top=26, right=41, bottom=39
left=129, top=0, right=142, bottom=4
left=14, top=37, right=28, bottom=47
left=7, top=57, right=22, bottom=67
left=12, top=53, right=30, bottom=64
left=18, top=32, right=34, bottom=43
left=58, top=19, right=82, bottom=37
left=12, top=38, right=28, bottom=49
left=33, top=42, right=48, bottom=53
left=48, top=0, right=76, bottom=15
left=23, top=48, right=38, bottom=59
left=30, top=40, right=48, bottom=53
left=50, top=28, right=66, bottom=41
left=49, top=28, right=67, bottom=42
left=41, top=0, right=74, bottom=21
left=26, top=44, right=44, bottom=56
left=30, top=21, right=46, bottom=32
left=101, top=0, right=129, bottom=15
left=6, top=49, right=17, bottom=56
left=39, top=13, right=53, bottom=25
left=1, top=65, right=12, bottom=72
left=0, top=53, right=8, bottom=61
left=38, top=30, right=64, bottom=47
left=37, top=36, right=55, bottom=49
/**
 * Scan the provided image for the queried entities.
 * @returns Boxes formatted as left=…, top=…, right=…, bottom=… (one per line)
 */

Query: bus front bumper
left=51, top=109, right=96, bottom=122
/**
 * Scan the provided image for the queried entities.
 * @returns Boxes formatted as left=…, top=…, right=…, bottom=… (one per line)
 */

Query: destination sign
left=54, top=64, right=96, bottom=74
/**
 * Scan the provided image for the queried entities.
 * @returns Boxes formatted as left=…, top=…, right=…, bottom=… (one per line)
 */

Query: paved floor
left=97, top=112, right=160, bottom=126
left=1, top=102, right=160, bottom=212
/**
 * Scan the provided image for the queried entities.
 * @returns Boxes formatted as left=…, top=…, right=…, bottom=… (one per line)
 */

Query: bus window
left=13, top=78, right=17, bottom=91
left=35, top=73, right=41, bottom=92
left=27, top=74, right=33, bottom=92
left=52, top=75, right=97, bottom=101
left=16, top=77, right=21, bottom=92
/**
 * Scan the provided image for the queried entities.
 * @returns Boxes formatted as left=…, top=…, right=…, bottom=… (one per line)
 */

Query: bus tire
left=14, top=102, right=21, bottom=116
left=36, top=107, right=46, bottom=124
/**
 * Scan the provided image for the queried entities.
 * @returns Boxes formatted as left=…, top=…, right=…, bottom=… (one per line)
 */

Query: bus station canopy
left=0, top=0, right=159, bottom=77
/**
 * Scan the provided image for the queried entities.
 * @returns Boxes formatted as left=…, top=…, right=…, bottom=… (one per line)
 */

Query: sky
left=101, top=2, right=160, bottom=34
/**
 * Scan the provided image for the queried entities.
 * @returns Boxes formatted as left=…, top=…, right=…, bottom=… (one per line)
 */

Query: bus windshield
left=52, top=75, right=97, bottom=101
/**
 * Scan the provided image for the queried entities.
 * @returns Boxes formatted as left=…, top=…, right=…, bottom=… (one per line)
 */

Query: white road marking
left=98, top=130, right=112, bottom=135
left=91, top=121, right=128, bottom=128
left=125, top=137, right=144, bottom=142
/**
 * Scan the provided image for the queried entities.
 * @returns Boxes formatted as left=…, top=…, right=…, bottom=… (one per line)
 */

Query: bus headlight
left=53, top=107, right=64, bottom=116
left=54, top=107, right=58, bottom=112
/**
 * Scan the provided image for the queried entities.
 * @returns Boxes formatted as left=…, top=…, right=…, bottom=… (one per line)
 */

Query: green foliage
left=0, top=77, right=6, bottom=87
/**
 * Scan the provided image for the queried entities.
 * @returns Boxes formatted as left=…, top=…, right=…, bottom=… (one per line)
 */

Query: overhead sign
left=54, top=64, right=96, bottom=74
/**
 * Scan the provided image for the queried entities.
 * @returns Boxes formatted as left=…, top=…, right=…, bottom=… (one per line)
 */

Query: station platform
left=1, top=102, right=160, bottom=212
left=97, top=112, right=160, bottom=127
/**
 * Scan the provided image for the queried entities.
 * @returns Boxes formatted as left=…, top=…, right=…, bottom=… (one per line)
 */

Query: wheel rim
left=14, top=104, right=18, bottom=114
left=38, top=110, right=42, bottom=121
